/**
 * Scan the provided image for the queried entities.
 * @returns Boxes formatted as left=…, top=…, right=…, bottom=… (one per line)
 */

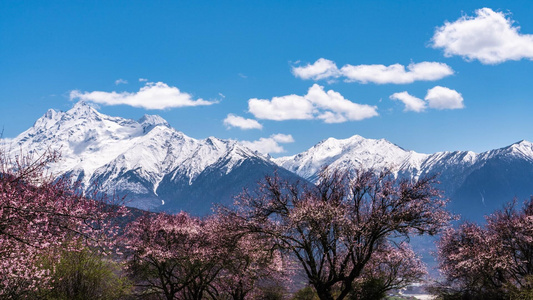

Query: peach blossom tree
left=0, top=150, right=127, bottom=298
left=225, top=168, right=450, bottom=300
left=124, top=211, right=288, bottom=300
left=436, top=199, right=533, bottom=298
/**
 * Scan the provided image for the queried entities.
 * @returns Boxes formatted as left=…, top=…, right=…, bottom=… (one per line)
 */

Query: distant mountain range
left=275, top=134, right=533, bottom=221
left=4, top=101, right=533, bottom=220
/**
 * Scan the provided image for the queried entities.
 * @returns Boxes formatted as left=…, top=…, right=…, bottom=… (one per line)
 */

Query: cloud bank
left=70, top=82, right=216, bottom=110
left=223, top=114, right=263, bottom=130
left=248, top=84, right=378, bottom=123
left=390, top=86, right=464, bottom=112
left=432, top=8, right=533, bottom=64
left=292, top=59, right=454, bottom=84
left=240, top=134, right=294, bottom=154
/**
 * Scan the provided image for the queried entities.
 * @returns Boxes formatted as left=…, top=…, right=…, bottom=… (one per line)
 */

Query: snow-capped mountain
left=5, top=101, right=300, bottom=213
left=275, top=135, right=533, bottom=221
left=274, top=135, right=427, bottom=182
left=5, top=102, right=533, bottom=220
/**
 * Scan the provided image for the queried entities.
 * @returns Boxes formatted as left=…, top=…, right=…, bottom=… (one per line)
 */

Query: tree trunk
left=314, top=284, right=335, bottom=300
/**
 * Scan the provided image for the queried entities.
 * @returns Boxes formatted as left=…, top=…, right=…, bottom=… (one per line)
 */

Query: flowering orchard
left=0, top=150, right=127, bottom=298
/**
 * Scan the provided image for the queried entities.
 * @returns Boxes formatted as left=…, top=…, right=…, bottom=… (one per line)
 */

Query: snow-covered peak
left=510, top=140, right=533, bottom=151
left=311, top=135, right=404, bottom=155
left=204, top=136, right=226, bottom=150
left=339, top=134, right=365, bottom=143
left=44, top=108, right=60, bottom=120
left=138, top=114, right=170, bottom=128
left=32, top=108, right=64, bottom=130
left=4, top=102, right=273, bottom=189
left=64, top=101, right=101, bottom=119
left=229, top=140, right=271, bottom=161
left=138, top=114, right=170, bottom=133
left=487, top=140, right=533, bottom=161
left=275, top=134, right=415, bottom=181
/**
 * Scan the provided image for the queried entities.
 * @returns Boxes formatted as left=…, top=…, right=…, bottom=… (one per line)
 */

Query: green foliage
left=256, top=282, right=288, bottom=300
left=350, top=278, right=387, bottom=300
left=510, top=289, right=533, bottom=300
left=40, top=247, right=132, bottom=300
left=291, top=286, right=320, bottom=300
left=507, top=275, right=533, bottom=300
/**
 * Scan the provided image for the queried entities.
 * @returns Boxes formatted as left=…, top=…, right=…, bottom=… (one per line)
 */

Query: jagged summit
left=44, top=108, right=60, bottom=119
left=138, top=114, right=170, bottom=128
left=485, top=139, right=533, bottom=162
left=138, top=114, right=171, bottom=133
left=274, top=134, right=414, bottom=181
left=508, top=139, right=533, bottom=150
left=70, top=100, right=98, bottom=112
left=62, top=101, right=103, bottom=120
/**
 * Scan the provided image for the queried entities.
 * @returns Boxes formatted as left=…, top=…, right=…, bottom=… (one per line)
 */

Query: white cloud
left=432, top=8, right=533, bottom=64
left=70, top=82, right=216, bottom=110
left=115, top=79, right=128, bottom=85
left=306, top=84, right=379, bottom=122
left=223, top=114, right=263, bottom=130
left=248, top=84, right=378, bottom=123
left=292, top=58, right=454, bottom=84
left=390, top=92, right=426, bottom=112
left=240, top=134, right=295, bottom=154
left=390, top=87, right=464, bottom=112
left=270, top=133, right=294, bottom=143
left=292, top=58, right=341, bottom=80
left=138, top=78, right=148, bottom=82
left=248, top=94, right=315, bottom=121
left=340, top=62, right=454, bottom=84
left=425, top=86, right=464, bottom=110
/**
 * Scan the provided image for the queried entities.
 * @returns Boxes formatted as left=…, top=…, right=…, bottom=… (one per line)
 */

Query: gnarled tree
left=213, top=213, right=290, bottom=300
left=224, top=167, right=450, bottom=300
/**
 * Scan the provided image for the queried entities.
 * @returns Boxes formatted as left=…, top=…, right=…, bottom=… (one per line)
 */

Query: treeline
left=1, top=150, right=532, bottom=299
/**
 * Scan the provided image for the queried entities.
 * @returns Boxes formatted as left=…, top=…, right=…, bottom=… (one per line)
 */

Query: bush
left=292, top=286, right=319, bottom=300
left=40, top=247, right=131, bottom=300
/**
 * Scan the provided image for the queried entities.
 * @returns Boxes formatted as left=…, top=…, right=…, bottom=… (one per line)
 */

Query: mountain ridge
left=5, top=101, right=298, bottom=213
left=4, top=102, right=533, bottom=220
left=275, top=135, right=533, bottom=221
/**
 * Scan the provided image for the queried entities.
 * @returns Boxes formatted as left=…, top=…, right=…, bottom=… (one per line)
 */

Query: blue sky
left=2, top=1, right=533, bottom=157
